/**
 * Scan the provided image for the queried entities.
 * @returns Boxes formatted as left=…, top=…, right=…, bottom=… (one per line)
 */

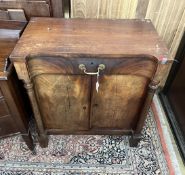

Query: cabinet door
left=27, top=56, right=91, bottom=131
left=89, top=57, right=157, bottom=130
left=27, top=56, right=157, bottom=132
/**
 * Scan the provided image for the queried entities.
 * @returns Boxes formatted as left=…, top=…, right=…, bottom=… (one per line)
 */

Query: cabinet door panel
left=90, top=75, right=148, bottom=130
left=33, top=74, right=91, bottom=131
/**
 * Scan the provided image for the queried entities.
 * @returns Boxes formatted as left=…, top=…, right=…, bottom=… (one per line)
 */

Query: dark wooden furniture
left=0, top=20, right=34, bottom=150
left=160, top=32, right=185, bottom=163
left=10, top=18, right=169, bottom=147
left=0, top=0, right=50, bottom=20
left=0, top=0, right=65, bottom=20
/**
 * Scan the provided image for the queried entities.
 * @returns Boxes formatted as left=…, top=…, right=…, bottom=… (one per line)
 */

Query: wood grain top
left=0, top=20, right=26, bottom=78
left=10, top=18, right=169, bottom=62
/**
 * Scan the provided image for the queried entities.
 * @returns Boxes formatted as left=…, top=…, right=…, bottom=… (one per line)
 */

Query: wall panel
left=71, top=0, right=138, bottom=19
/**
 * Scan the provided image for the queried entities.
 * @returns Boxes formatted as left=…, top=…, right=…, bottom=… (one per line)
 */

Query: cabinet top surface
left=10, top=18, right=169, bottom=61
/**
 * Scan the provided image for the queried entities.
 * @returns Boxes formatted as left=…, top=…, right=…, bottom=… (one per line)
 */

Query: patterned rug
left=0, top=110, right=169, bottom=175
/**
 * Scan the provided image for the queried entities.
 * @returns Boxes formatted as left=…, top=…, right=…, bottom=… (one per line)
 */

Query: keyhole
left=83, top=106, right=86, bottom=110
left=91, top=62, right=94, bottom=65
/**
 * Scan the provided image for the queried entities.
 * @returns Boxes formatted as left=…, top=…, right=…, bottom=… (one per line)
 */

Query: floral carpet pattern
left=0, top=110, right=169, bottom=174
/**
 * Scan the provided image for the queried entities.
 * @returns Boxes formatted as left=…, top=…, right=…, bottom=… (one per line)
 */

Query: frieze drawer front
left=10, top=18, right=170, bottom=147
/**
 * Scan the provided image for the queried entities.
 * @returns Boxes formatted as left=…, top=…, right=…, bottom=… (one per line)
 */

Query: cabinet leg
left=135, top=81, right=159, bottom=134
left=130, top=81, right=159, bottom=147
left=131, top=81, right=159, bottom=143
left=14, top=63, right=48, bottom=148
left=129, top=134, right=142, bottom=147
left=22, top=133, right=35, bottom=151
left=38, top=133, right=48, bottom=148
left=24, top=81, right=48, bottom=148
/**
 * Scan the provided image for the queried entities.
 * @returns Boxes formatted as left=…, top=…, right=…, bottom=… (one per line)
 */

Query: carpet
left=0, top=110, right=169, bottom=175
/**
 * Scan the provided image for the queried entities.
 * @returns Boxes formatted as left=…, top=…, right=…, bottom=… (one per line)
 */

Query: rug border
left=0, top=99, right=170, bottom=174
left=151, top=99, right=174, bottom=175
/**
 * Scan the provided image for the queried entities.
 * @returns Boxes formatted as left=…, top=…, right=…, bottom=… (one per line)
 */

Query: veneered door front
left=89, top=57, right=157, bottom=131
left=27, top=56, right=91, bottom=131
left=27, top=56, right=157, bottom=133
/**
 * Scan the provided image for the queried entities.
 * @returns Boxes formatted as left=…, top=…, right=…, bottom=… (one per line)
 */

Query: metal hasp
left=79, top=64, right=105, bottom=75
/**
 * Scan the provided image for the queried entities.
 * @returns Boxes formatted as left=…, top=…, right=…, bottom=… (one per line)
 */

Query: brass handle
left=79, top=64, right=105, bottom=75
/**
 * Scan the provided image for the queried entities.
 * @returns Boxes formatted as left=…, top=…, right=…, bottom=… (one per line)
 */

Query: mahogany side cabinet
left=10, top=18, right=170, bottom=147
left=0, top=20, right=34, bottom=150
